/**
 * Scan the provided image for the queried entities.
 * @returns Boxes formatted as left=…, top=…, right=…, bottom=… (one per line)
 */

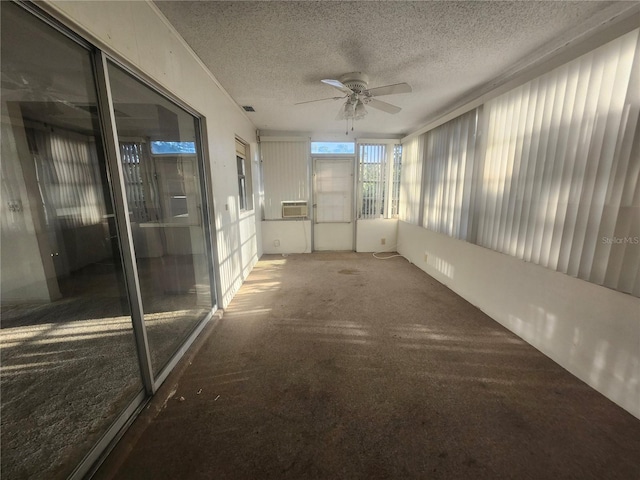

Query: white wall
left=46, top=0, right=261, bottom=308
left=356, top=219, right=398, bottom=253
left=262, top=220, right=311, bottom=254
left=398, top=221, right=640, bottom=419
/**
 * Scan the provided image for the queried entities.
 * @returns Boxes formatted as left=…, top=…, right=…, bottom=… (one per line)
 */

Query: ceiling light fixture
left=341, top=98, right=368, bottom=134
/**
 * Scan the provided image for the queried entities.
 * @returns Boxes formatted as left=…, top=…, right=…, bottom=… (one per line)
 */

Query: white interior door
left=313, top=157, right=354, bottom=251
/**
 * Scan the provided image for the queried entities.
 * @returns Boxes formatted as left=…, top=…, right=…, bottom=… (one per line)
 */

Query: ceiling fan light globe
left=344, top=101, right=356, bottom=118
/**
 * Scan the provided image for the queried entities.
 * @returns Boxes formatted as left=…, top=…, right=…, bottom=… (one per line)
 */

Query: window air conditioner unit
left=281, top=201, right=308, bottom=219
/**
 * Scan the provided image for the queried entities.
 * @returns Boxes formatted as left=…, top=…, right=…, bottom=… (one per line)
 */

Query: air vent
left=242, top=106, right=255, bottom=112
left=282, top=201, right=308, bottom=219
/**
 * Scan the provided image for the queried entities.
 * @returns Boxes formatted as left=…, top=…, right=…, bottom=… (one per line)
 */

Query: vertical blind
left=260, top=141, right=309, bottom=220
left=402, top=28, right=640, bottom=296
left=399, top=133, right=425, bottom=224
left=357, top=144, right=386, bottom=219
left=391, top=145, right=402, bottom=217
left=478, top=28, right=639, bottom=295
left=422, top=109, right=481, bottom=240
left=356, top=143, right=402, bottom=219
left=31, top=129, right=105, bottom=229
left=120, top=142, right=155, bottom=223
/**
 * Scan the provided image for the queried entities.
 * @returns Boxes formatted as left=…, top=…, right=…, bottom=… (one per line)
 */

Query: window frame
left=235, top=138, right=253, bottom=212
left=311, top=141, right=356, bottom=155
left=356, top=140, right=402, bottom=220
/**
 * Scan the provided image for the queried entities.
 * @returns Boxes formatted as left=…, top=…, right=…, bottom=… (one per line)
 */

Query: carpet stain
left=338, top=269, right=360, bottom=275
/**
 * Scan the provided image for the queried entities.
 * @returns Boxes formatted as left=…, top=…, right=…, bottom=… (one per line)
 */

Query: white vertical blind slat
left=549, top=60, right=581, bottom=270
left=399, top=135, right=424, bottom=224
left=538, top=70, right=567, bottom=268
left=496, top=90, right=516, bottom=253
left=606, top=33, right=640, bottom=293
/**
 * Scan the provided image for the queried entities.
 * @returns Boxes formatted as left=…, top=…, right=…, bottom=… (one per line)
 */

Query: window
left=357, top=142, right=402, bottom=219
left=421, top=109, right=480, bottom=239
left=311, top=141, right=355, bottom=155
left=358, top=144, right=386, bottom=218
left=237, top=155, right=247, bottom=210
left=476, top=29, right=639, bottom=293
left=402, top=28, right=640, bottom=296
left=391, top=144, right=402, bottom=217
left=236, top=138, right=252, bottom=211
left=150, top=141, right=196, bottom=155
left=120, top=142, right=153, bottom=223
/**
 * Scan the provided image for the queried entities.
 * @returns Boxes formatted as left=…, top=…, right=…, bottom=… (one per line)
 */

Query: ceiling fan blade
left=321, top=79, right=354, bottom=95
left=367, top=98, right=401, bottom=114
left=366, top=82, right=412, bottom=97
left=294, top=96, right=344, bottom=105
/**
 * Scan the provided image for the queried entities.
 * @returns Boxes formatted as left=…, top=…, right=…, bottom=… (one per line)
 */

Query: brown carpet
left=96, top=252, right=640, bottom=480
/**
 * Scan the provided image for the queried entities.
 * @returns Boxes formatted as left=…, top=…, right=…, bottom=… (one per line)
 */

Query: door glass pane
left=315, top=159, right=353, bottom=223
left=0, top=4, right=143, bottom=479
left=107, top=63, right=213, bottom=376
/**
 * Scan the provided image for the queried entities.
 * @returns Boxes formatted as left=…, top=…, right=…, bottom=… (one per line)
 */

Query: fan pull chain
left=345, top=118, right=356, bottom=135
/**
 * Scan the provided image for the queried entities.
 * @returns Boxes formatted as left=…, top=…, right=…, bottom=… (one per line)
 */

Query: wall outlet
left=424, top=253, right=428, bottom=262
left=381, top=238, right=386, bottom=245
left=274, top=239, right=280, bottom=247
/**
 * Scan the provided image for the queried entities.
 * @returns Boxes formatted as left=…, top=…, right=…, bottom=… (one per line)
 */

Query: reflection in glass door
left=0, top=4, right=143, bottom=479
left=107, top=63, right=214, bottom=376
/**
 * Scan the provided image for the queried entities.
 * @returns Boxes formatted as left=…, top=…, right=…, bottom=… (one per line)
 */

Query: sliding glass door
left=106, top=63, right=213, bottom=376
left=0, top=3, right=216, bottom=479
left=0, top=3, right=143, bottom=479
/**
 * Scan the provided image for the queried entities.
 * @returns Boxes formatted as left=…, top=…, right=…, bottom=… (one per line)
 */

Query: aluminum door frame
left=312, top=156, right=357, bottom=251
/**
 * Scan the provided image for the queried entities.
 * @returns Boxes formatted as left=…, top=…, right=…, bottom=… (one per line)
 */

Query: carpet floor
left=95, top=252, right=640, bottom=480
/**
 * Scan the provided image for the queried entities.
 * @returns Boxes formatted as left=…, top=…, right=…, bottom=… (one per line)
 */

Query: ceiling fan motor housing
left=339, top=72, right=369, bottom=94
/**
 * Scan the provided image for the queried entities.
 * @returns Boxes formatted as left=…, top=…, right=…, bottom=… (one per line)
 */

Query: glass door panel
left=106, top=63, right=213, bottom=376
left=0, top=4, right=143, bottom=479
left=313, top=157, right=355, bottom=250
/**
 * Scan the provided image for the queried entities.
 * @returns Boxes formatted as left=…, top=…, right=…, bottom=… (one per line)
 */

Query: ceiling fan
left=296, top=72, right=412, bottom=132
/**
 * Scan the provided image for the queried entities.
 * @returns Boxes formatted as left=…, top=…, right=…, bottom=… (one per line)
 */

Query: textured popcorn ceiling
left=155, top=1, right=636, bottom=137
